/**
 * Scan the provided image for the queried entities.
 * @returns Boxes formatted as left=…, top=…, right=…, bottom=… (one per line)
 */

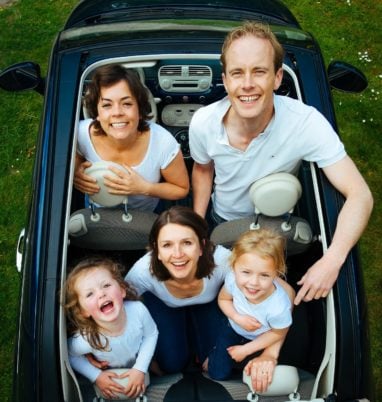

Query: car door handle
left=16, top=228, right=25, bottom=273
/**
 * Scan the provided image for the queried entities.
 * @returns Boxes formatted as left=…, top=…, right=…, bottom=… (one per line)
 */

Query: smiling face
left=75, top=267, right=126, bottom=328
left=96, top=79, right=141, bottom=141
left=222, top=35, right=283, bottom=128
left=157, top=223, right=203, bottom=282
left=233, top=252, right=277, bottom=304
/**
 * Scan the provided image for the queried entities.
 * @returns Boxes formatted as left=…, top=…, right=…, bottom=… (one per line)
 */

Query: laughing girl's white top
left=68, top=301, right=158, bottom=383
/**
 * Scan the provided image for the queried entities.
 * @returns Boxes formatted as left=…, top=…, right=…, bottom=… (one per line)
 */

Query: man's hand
left=294, top=253, right=341, bottom=305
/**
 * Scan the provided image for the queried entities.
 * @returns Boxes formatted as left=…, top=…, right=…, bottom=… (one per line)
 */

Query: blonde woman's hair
left=64, top=257, right=138, bottom=350
left=229, top=229, right=286, bottom=277
left=221, top=21, right=284, bottom=74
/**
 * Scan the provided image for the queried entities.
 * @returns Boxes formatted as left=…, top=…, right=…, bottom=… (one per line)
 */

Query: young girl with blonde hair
left=206, top=228, right=293, bottom=381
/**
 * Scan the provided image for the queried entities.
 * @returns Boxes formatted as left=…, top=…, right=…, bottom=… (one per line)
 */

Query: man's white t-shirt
left=189, top=95, right=346, bottom=220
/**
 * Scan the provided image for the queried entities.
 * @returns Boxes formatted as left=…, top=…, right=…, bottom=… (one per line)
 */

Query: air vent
left=158, top=65, right=213, bottom=93
left=189, top=66, right=211, bottom=76
left=160, top=66, right=182, bottom=76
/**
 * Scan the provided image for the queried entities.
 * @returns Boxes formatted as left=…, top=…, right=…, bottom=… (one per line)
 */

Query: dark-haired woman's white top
left=125, top=245, right=231, bottom=307
left=77, top=119, right=180, bottom=211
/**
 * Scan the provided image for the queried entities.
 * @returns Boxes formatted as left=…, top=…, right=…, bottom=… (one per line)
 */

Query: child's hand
left=95, top=371, right=125, bottom=400
left=234, top=314, right=261, bottom=332
left=119, top=368, right=146, bottom=398
left=85, top=353, right=109, bottom=369
left=227, top=344, right=250, bottom=362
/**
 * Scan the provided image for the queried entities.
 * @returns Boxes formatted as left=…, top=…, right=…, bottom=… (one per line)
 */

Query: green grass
left=282, top=2, right=382, bottom=400
left=0, top=1, right=380, bottom=401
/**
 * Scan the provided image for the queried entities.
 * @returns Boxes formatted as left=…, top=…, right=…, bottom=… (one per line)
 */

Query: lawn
left=0, top=1, right=380, bottom=401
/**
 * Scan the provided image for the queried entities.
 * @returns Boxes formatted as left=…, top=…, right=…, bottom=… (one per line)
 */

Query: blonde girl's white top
left=224, top=271, right=292, bottom=340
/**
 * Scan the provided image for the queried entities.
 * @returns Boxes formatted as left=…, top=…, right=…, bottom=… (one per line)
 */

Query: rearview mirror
left=0, top=61, right=44, bottom=95
left=328, top=60, right=368, bottom=93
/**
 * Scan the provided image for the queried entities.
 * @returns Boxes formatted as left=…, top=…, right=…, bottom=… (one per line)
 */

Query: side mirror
left=0, top=61, right=45, bottom=95
left=328, top=61, right=368, bottom=93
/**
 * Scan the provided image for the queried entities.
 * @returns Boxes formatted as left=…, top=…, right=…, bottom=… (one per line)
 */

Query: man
left=189, top=21, right=373, bottom=391
left=189, top=21, right=373, bottom=306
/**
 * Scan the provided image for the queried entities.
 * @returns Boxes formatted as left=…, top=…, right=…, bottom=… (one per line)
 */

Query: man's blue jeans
left=143, top=292, right=226, bottom=374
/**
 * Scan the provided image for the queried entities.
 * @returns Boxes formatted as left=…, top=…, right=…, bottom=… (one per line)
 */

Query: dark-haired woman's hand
left=73, top=160, right=100, bottom=195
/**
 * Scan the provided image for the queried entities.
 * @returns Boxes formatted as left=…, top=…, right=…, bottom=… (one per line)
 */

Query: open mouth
left=100, top=301, right=114, bottom=313
left=171, top=261, right=188, bottom=269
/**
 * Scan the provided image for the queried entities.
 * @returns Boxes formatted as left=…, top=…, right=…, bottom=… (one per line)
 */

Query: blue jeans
left=143, top=292, right=225, bottom=374
left=206, top=202, right=227, bottom=234
left=208, top=320, right=250, bottom=380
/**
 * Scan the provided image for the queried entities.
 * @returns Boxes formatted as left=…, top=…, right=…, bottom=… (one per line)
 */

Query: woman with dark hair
left=74, top=63, right=189, bottom=212
left=125, top=205, right=231, bottom=374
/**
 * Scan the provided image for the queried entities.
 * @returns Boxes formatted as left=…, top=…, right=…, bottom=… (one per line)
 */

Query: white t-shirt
left=68, top=301, right=158, bottom=383
left=125, top=245, right=231, bottom=307
left=189, top=95, right=346, bottom=220
left=224, top=271, right=292, bottom=340
left=77, top=119, right=181, bottom=211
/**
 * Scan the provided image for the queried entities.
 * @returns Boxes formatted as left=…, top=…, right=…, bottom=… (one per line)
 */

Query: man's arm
left=295, top=155, right=373, bottom=304
left=191, top=160, right=214, bottom=218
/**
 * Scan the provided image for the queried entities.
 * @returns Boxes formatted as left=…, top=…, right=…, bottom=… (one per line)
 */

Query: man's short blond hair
left=221, top=21, right=284, bottom=73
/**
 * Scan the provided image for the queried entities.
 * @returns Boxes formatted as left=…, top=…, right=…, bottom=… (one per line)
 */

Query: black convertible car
left=0, top=1, right=374, bottom=401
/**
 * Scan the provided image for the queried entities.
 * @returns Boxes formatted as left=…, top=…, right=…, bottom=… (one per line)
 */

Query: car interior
left=59, top=54, right=336, bottom=402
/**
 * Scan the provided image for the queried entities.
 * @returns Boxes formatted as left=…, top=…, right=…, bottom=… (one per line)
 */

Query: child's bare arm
left=227, top=327, right=289, bottom=362
left=218, top=286, right=261, bottom=331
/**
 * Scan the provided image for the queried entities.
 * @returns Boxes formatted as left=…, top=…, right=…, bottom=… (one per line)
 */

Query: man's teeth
left=239, top=96, right=259, bottom=102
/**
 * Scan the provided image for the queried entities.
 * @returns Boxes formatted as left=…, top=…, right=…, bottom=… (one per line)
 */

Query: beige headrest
left=249, top=173, right=302, bottom=217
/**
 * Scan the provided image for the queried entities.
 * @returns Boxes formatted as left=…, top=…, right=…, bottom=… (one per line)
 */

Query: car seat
left=210, top=172, right=313, bottom=255
left=68, top=161, right=157, bottom=251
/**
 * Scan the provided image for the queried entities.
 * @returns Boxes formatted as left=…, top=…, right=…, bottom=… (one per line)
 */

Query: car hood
left=65, top=0, right=300, bottom=29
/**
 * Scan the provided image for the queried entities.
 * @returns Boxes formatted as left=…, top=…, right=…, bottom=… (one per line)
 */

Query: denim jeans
left=207, top=319, right=249, bottom=380
left=143, top=292, right=226, bottom=374
left=206, top=202, right=227, bottom=234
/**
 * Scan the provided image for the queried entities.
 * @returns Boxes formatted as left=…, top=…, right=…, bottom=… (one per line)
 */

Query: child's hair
left=229, top=229, right=286, bottom=277
left=64, top=256, right=138, bottom=350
